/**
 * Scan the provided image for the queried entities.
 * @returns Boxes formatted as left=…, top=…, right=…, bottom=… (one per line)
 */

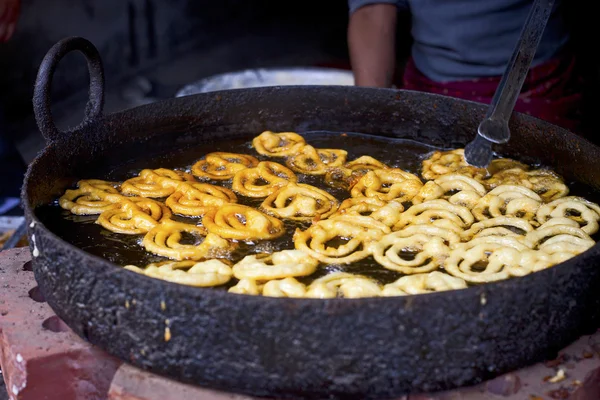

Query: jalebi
left=191, top=152, right=259, bottom=180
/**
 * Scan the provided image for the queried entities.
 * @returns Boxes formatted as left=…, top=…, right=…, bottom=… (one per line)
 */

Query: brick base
left=1, top=248, right=599, bottom=400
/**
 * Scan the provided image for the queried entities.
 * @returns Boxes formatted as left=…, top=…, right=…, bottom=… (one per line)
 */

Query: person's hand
left=0, top=0, right=21, bottom=42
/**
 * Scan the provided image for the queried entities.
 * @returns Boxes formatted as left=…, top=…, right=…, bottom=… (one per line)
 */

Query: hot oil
left=35, top=131, right=600, bottom=289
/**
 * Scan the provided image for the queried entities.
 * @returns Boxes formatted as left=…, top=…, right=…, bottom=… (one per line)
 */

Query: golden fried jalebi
left=232, top=250, right=318, bottom=280
left=231, top=161, right=297, bottom=198
left=260, top=183, right=338, bottom=221
left=334, top=197, right=386, bottom=216
left=124, top=259, right=232, bottom=287
left=351, top=168, right=423, bottom=202
left=121, top=168, right=195, bottom=198
left=166, top=182, right=237, bottom=216
left=293, top=215, right=389, bottom=264
left=59, top=179, right=121, bottom=215
left=97, top=197, right=172, bottom=234
left=536, top=196, right=600, bottom=235
left=262, top=277, right=307, bottom=298
left=371, top=225, right=460, bottom=274
left=345, top=155, right=388, bottom=173
left=252, top=131, right=306, bottom=157
left=203, top=204, right=285, bottom=240
left=143, top=220, right=234, bottom=260
left=191, top=152, right=259, bottom=181
left=444, top=236, right=534, bottom=283
left=421, top=149, right=484, bottom=180
left=471, top=185, right=542, bottom=221
left=285, top=145, right=347, bottom=175
left=382, top=271, right=467, bottom=296
left=394, top=199, right=474, bottom=232
left=305, top=272, right=382, bottom=298
left=324, top=156, right=389, bottom=189
left=421, top=149, right=567, bottom=201
left=421, top=149, right=528, bottom=181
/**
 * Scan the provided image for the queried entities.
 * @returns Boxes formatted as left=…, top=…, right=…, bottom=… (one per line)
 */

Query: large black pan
left=23, top=37, right=600, bottom=400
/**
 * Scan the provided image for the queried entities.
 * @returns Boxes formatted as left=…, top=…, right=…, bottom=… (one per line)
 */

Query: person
left=347, top=0, right=585, bottom=134
left=0, top=0, right=26, bottom=214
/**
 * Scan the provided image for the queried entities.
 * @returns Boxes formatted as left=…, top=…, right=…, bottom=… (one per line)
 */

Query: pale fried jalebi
left=382, top=271, right=467, bottom=296
left=305, top=272, right=382, bottom=298
left=262, top=277, right=307, bottom=298
left=471, top=185, right=541, bottom=221
left=285, top=145, right=347, bottom=175
left=351, top=168, right=423, bottom=202
left=228, top=278, right=263, bottom=295
left=231, top=161, right=297, bottom=198
left=260, top=183, right=338, bottom=221
left=252, top=131, right=306, bottom=157
left=444, top=236, right=535, bottom=283
left=203, top=204, right=285, bottom=240
left=191, top=152, right=259, bottom=180
left=142, top=220, right=234, bottom=260
left=394, top=199, right=474, bottom=232
left=525, top=222, right=594, bottom=252
left=232, top=250, right=318, bottom=280
left=97, top=197, right=172, bottom=234
left=412, top=175, right=487, bottom=208
left=331, top=197, right=403, bottom=228
left=334, top=197, right=387, bottom=217
left=294, top=215, right=389, bottom=264
left=430, top=174, right=487, bottom=209
left=461, top=216, right=535, bottom=242
left=121, top=168, right=195, bottom=198
left=480, top=168, right=569, bottom=201
left=371, top=225, right=460, bottom=274
left=411, top=181, right=446, bottom=205
left=165, top=182, right=237, bottom=216
left=59, top=179, right=122, bottom=215
left=536, top=196, right=600, bottom=235
left=124, top=259, right=232, bottom=287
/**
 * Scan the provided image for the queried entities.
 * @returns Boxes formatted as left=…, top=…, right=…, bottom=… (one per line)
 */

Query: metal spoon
left=464, top=0, right=556, bottom=168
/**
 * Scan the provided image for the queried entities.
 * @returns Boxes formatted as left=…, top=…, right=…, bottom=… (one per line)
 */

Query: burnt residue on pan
left=35, top=131, right=600, bottom=289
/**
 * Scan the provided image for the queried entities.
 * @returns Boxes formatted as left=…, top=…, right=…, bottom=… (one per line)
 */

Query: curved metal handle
left=33, top=36, right=105, bottom=143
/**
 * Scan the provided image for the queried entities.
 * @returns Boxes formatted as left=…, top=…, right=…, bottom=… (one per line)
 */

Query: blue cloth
left=348, top=0, right=569, bottom=82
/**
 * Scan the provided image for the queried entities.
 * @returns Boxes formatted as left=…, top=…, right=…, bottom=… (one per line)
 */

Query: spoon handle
left=479, top=0, right=556, bottom=144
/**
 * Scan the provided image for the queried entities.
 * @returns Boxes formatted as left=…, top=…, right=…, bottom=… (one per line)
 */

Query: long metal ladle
left=464, top=0, right=556, bottom=167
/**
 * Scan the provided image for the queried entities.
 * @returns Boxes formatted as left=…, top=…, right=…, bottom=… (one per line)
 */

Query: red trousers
left=401, top=54, right=584, bottom=133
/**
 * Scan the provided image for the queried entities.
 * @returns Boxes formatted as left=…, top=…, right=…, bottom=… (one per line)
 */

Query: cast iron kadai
left=24, top=36, right=600, bottom=400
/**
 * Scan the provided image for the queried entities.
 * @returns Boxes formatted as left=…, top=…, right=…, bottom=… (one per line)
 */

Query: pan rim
left=23, top=85, right=600, bottom=304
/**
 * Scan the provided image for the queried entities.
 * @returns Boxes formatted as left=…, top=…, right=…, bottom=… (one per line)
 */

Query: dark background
left=0, top=0, right=595, bottom=163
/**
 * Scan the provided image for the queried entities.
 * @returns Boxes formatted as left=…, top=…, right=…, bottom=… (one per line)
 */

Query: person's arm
left=0, top=0, right=21, bottom=42
left=348, top=3, right=398, bottom=88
